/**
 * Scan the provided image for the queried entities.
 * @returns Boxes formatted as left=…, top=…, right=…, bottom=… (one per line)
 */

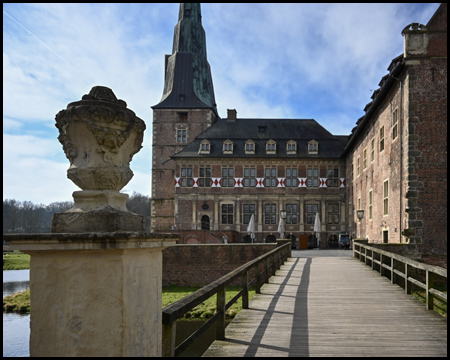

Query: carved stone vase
left=52, top=86, right=146, bottom=232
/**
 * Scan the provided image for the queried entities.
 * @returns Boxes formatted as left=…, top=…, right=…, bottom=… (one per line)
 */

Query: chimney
left=227, top=109, right=237, bottom=121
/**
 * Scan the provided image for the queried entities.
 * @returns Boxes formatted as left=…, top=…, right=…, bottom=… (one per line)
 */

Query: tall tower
left=151, top=3, right=219, bottom=232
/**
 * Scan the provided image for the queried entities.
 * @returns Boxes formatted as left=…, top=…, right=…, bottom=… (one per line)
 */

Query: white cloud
left=3, top=3, right=442, bottom=204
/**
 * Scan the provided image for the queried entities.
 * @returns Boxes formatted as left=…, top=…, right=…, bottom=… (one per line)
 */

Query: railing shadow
left=353, top=241, right=447, bottom=314
left=161, top=241, right=291, bottom=357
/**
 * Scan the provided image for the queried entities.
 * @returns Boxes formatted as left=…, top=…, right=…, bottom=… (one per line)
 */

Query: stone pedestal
left=5, top=232, right=178, bottom=357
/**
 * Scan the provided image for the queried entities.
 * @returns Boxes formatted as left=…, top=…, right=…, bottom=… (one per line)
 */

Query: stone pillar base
left=5, top=232, right=179, bottom=357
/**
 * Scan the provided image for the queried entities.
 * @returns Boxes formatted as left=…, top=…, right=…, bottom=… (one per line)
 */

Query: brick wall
left=162, top=244, right=276, bottom=286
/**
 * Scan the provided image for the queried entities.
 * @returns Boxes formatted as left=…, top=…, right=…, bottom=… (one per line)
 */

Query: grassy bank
left=3, top=290, right=30, bottom=313
left=4, top=286, right=256, bottom=317
left=3, top=251, right=30, bottom=270
left=162, top=285, right=256, bottom=319
left=412, top=283, right=447, bottom=318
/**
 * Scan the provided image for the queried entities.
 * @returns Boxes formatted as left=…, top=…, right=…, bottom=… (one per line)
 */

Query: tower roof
left=152, top=3, right=218, bottom=116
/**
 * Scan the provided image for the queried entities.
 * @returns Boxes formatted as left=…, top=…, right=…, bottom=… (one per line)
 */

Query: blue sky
left=3, top=3, right=440, bottom=204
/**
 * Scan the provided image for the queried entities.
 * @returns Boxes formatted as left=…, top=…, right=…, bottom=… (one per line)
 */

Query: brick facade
left=162, top=244, right=276, bottom=286
left=345, top=4, right=447, bottom=258
left=152, top=4, right=446, bottom=261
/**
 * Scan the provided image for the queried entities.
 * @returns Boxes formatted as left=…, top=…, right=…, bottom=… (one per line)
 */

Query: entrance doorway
left=299, top=234, right=308, bottom=249
left=266, top=235, right=277, bottom=243
left=201, top=215, right=210, bottom=230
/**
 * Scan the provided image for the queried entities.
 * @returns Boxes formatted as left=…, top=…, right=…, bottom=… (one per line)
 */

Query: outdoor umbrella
left=278, top=213, right=285, bottom=239
left=314, top=212, right=321, bottom=249
left=247, top=214, right=255, bottom=243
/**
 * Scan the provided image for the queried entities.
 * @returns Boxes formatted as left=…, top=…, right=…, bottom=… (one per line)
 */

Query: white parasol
left=278, top=213, right=285, bottom=239
left=247, top=214, right=256, bottom=243
left=314, top=212, right=321, bottom=249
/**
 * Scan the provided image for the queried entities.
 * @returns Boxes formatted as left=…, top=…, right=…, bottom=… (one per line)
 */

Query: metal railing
left=162, top=241, right=291, bottom=357
left=353, top=241, right=447, bottom=311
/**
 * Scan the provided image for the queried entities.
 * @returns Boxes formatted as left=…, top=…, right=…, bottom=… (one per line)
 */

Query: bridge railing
left=353, top=241, right=447, bottom=312
left=161, top=241, right=291, bottom=357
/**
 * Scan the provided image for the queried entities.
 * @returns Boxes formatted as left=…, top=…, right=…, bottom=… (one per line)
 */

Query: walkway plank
left=203, top=257, right=447, bottom=357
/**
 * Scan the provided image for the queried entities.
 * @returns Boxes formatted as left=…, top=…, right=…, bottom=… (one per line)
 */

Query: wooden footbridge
left=162, top=242, right=447, bottom=357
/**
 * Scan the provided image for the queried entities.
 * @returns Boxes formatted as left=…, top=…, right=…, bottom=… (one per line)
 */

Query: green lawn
left=162, top=285, right=256, bottom=319
left=412, top=283, right=447, bottom=318
left=4, top=285, right=256, bottom=318
left=3, top=251, right=30, bottom=270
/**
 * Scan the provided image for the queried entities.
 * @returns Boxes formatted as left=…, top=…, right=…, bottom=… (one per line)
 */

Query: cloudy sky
left=3, top=3, right=439, bottom=205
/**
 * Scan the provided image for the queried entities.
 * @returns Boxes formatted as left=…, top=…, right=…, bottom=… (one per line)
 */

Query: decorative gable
left=245, top=139, right=255, bottom=154
left=266, top=139, right=277, bottom=154
left=199, top=139, right=211, bottom=154
left=223, top=139, right=234, bottom=154
left=308, top=140, right=318, bottom=155
left=286, top=140, right=297, bottom=154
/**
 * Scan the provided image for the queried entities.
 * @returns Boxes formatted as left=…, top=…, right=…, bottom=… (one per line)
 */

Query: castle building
left=152, top=3, right=447, bottom=257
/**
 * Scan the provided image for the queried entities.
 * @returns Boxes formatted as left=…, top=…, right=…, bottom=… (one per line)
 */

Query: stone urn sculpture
left=51, top=86, right=146, bottom=233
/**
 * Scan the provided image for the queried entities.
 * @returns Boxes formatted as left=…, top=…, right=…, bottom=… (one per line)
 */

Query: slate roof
left=172, top=118, right=348, bottom=159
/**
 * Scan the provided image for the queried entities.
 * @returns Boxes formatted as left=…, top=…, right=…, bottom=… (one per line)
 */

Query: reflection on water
left=3, top=312, right=30, bottom=357
left=3, top=270, right=30, bottom=357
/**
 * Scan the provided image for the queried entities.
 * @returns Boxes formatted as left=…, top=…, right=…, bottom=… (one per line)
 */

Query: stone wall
left=162, top=244, right=276, bottom=287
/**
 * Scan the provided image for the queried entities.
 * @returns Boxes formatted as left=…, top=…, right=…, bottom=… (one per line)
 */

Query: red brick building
left=152, top=4, right=447, bottom=257
left=344, top=3, right=447, bottom=258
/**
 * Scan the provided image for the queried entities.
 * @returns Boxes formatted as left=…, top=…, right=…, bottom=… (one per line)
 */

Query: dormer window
left=245, top=140, right=255, bottom=154
left=199, top=139, right=211, bottom=154
left=223, top=140, right=234, bottom=154
left=286, top=140, right=297, bottom=154
left=308, top=140, right=318, bottom=155
left=266, top=140, right=277, bottom=154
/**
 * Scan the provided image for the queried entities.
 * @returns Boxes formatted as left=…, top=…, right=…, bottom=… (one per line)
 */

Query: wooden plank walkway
left=203, top=256, right=447, bottom=357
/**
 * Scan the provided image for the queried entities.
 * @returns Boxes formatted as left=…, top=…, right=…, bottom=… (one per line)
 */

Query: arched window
left=243, top=235, right=252, bottom=243
left=266, top=235, right=277, bottom=243
left=201, top=215, right=210, bottom=230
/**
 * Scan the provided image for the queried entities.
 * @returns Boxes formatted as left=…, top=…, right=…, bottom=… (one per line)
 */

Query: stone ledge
left=4, top=232, right=179, bottom=252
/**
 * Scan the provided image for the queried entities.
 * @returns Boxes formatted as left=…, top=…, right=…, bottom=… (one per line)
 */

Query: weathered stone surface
left=55, top=86, right=145, bottom=192
left=51, top=207, right=144, bottom=233
left=52, top=86, right=146, bottom=232
left=5, top=233, right=179, bottom=357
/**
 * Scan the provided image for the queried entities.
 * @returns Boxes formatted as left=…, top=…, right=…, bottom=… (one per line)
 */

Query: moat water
left=2, top=269, right=227, bottom=357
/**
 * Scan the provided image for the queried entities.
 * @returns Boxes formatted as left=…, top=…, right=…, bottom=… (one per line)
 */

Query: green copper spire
left=172, top=3, right=207, bottom=58
left=153, top=3, right=218, bottom=116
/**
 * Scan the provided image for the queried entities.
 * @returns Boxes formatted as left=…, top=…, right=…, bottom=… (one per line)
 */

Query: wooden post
left=380, top=254, right=383, bottom=276
left=405, top=263, right=411, bottom=294
left=264, top=258, right=269, bottom=283
left=162, top=321, right=176, bottom=357
left=426, top=271, right=434, bottom=310
left=216, top=287, right=226, bottom=340
left=391, top=257, right=395, bottom=284
left=242, top=271, right=249, bottom=309
left=255, top=263, right=261, bottom=294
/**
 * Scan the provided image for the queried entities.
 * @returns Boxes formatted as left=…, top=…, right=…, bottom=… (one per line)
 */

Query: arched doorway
left=266, top=235, right=277, bottom=243
left=307, top=234, right=317, bottom=248
left=287, top=234, right=297, bottom=249
left=201, top=215, right=210, bottom=230
left=243, top=235, right=252, bottom=243
left=328, top=234, right=338, bottom=248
